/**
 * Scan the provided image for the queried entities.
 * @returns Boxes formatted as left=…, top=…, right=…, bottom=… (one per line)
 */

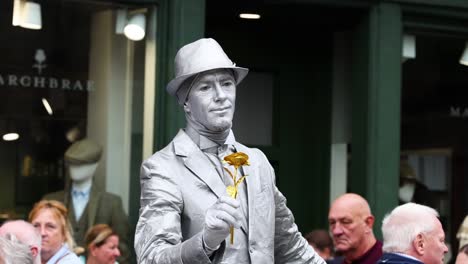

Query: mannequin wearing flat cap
left=43, top=138, right=131, bottom=264
left=398, top=160, right=433, bottom=206
left=134, top=38, right=325, bottom=264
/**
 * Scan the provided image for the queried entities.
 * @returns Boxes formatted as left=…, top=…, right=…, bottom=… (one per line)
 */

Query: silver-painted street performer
left=134, top=38, right=325, bottom=264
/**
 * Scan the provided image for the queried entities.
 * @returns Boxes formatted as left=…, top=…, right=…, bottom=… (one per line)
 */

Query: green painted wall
left=392, top=0, right=468, bottom=9
left=154, top=0, right=206, bottom=150
left=350, top=3, right=401, bottom=239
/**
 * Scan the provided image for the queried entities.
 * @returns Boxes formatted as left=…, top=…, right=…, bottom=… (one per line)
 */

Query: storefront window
left=401, top=32, right=468, bottom=257
left=0, top=0, right=155, bottom=221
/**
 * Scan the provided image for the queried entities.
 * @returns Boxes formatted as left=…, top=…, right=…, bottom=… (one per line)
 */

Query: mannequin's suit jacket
left=135, top=130, right=324, bottom=264
left=44, top=184, right=130, bottom=264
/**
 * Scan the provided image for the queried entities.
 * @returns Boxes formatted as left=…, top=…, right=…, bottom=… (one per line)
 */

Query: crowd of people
left=304, top=193, right=468, bottom=264
left=1, top=37, right=467, bottom=264
left=0, top=194, right=466, bottom=264
left=0, top=200, right=121, bottom=264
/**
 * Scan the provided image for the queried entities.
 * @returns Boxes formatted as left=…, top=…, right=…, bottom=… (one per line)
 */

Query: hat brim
left=166, top=66, right=249, bottom=96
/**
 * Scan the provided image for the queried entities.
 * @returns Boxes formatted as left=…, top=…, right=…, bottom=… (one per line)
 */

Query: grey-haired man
left=134, top=38, right=325, bottom=264
left=377, top=203, right=448, bottom=264
left=0, top=234, right=34, bottom=264
left=0, top=220, right=41, bottom=264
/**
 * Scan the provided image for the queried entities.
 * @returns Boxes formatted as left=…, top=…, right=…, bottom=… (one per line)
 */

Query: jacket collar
left=173, top=130, right=226, bottom=198
left=173, top=130, right=253, bottom=199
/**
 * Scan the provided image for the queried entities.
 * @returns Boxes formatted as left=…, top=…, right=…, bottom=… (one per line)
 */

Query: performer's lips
left=212, top=106, right=230, bottom=113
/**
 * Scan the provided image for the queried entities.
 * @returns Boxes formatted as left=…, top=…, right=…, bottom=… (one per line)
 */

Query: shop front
left=1, top=0, right=468, bottom=263
left=0, top=0, right=156, bottom=230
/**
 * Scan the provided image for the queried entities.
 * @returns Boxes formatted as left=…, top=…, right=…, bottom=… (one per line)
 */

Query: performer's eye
left=222, top=81, right=234, bottom=87
left=198, top=85, right=210, bottom=92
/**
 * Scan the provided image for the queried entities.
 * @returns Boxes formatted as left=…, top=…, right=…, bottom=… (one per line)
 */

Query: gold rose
left=223, top=152, right=250, bottom=244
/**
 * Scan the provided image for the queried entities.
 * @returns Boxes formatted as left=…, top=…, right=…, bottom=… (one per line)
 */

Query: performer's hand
left=202, top=196, right=241, bottom=250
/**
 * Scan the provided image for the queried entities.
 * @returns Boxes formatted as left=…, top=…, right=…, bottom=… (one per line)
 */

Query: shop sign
left=450, top=106, right=468, bottom=118
left=0, top=49, right=94, bottom=91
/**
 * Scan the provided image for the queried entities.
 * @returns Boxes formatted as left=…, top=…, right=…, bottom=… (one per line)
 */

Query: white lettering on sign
left=0, top=49, right=94, bottom=92
left=450, top=107, right=468, bottom=118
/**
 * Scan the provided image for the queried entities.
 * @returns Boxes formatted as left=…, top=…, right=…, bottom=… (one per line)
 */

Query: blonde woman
left=81, top=224, right=120, bottom=264
left=29, top=200, right=81, bottom=264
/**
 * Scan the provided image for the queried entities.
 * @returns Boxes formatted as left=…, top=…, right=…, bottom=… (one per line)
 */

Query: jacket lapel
left=234, top=143, right=258, bottom=234
left=244, top=162, right=260, bottom=235
left=87, top=185, right=101, bottom=227
left=185, top=153, right=227, bottom=198
left=174, top=130, right=226, bottom=198
left=68, top=196, right=78, bottom=224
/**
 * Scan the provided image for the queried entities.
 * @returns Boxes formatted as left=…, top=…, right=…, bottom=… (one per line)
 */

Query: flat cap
left=65, top=138, right=102, bottom=164
left=400, top=160, right=417, bottom=180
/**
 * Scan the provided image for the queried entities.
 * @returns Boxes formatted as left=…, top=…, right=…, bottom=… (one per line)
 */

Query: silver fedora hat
left=166, top=38, right=249, bottom=96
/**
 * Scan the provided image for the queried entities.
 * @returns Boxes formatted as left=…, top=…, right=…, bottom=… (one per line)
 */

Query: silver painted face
left=184, top=69, right=236, bottom=132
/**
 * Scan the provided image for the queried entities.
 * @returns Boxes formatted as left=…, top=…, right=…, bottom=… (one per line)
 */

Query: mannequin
left=43, top=138, right=130, bottom=264
left=398, top=160, right=433, bottom=206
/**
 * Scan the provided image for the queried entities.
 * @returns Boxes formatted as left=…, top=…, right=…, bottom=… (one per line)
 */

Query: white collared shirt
left=71, top=184, right=91, bottom=221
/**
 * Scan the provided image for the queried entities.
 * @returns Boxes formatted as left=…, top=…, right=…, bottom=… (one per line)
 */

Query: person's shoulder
left=94, top=191, right=125, bottom=209
left=142, top=133, right=183, bottom=164
left=100, top=191, right=122, bottom=201
left=58, top=251, right=82, bottom=264
left=140, top=145, right=177, bottom=175
left=147, top=140, right=176, bottom=159
left=327, top=256, right=344, bottom=264
left=142, top=130, right=200, bottom=170
left=378, top=252, right=423, bottom=264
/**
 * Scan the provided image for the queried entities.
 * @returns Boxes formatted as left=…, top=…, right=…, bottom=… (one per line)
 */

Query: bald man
left=328, top=193, right=382, bottom=264
left=0, top=220, right=41, bottom=264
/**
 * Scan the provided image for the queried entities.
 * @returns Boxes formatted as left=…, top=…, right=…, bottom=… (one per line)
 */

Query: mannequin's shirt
left=71, top=185, right=91, bottom=221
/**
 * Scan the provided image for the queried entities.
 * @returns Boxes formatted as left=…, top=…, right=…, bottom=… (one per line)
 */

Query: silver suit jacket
left=135, top=130, right=325, bottom=264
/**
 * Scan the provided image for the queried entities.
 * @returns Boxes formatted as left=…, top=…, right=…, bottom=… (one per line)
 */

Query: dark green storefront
left=128, top=1, right=468, bottom=262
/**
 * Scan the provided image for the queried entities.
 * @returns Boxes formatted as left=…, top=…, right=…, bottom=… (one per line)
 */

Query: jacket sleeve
left=134, top=158, right=213, bottom=264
